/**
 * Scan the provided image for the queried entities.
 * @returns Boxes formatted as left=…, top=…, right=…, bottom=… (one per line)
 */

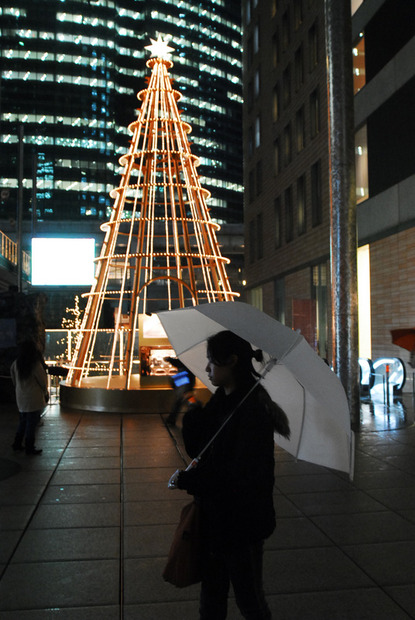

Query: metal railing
left=0, top=229, right=30, bottom=276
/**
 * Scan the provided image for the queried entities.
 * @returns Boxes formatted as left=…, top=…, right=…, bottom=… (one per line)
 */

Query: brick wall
left=370, top=228, right=415, bottom=365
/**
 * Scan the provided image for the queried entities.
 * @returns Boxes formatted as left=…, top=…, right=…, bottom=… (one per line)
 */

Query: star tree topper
left=145, top=35, right=175, bottom=60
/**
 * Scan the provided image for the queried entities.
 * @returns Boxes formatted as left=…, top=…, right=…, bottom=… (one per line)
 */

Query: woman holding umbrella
left=176, top=330, right=290, bottom=620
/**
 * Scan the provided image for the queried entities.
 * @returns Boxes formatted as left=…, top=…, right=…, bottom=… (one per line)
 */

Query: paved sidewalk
left=0, top=396, right=415, bottom=619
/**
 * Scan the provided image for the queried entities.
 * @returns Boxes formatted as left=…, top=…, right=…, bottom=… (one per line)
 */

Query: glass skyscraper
left=0, top=0, right=243, bottom=230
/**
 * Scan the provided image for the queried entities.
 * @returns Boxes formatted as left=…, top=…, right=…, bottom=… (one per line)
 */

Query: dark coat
left=178, top=382, right=276, bottom=551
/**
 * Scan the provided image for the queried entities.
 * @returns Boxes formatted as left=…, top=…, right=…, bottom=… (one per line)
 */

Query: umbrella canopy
left=157, top=301, right=354, bottom=477
left=391, top=328, right=415, bottom=352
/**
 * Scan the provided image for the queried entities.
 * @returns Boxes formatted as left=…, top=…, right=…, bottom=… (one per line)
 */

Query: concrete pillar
left=324, top=1, right=360, bottom=429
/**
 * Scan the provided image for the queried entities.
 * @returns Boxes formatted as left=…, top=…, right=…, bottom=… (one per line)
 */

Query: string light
left=67, top=36, right=238, bottom=390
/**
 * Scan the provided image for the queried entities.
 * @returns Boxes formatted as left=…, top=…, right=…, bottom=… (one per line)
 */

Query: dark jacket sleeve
left=181, top=402, right=211, bottom=459
left=179, top=391, right=275, bottom=500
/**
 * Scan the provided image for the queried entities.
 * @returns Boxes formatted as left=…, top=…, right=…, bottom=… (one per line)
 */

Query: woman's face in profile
left=205, top=355, right=237, bottom=393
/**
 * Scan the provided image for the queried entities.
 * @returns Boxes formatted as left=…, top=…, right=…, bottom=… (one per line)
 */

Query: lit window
left=272, top=86, right=280, bottom=122
left=255, top=116, right=261, bottom=148
left=355, top=125, right=368, bottom=203
left=296, top=107, right=305, bottom=152
left=353, top=34, right=366, bottom=94
left=297, top=175, right=306, bottom=235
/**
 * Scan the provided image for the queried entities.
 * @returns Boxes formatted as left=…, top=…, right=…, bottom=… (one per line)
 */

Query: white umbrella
left=157, top=301, right=354, bottom=478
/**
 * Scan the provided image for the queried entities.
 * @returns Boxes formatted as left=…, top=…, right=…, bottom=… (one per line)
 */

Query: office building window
left=310, top=88, right=320, bottom=138
left=247, top=37, right=254, bottom=67
left=294, top=45, right=304, bottom=90
left=282, top=10, right=290, bottom=51
left=311, top=160, right=322, bottom=226
left=255, top=115, right=261, bottom=148
left=249, top=168, right=255, bottom=202
left=312, top=262, right=328, bottom=358
left=272, top=32, right=279, bottom=68
left=294, top=0, right=303, bottom=29
left=254, top=67, right=260, bottom=98
left=272, top=85, right=280, bottom=122
left=249, top=286, right=263, bottom=311
left=254, top=23, right=260, bottom=54
left=273, top=138, right=281, bottom=175
left=283, top=64, right=291, bottom=108
left=308, top=21, right=318, bottom=70
left=296, top=106, right=305, bottom=152
left=245, top=0, right=252, bottom=24
left=257, top=213, right=263, bottom=259
left=353, top=34, right=366, bottom=94
left=283, top=123, right=292, bottom=167
left=248, top=126, right=254, bottom=158
left=297, top=174, right=306, bottom=235
left=249, top=219, right=256, bottom=263
left=274, top=277, right=285, bottom=323
left=285, top=186, right=294, bottom=242
left=256, top=160, right=262, bottom=195
left=247, top=80, right=254, bottom=110
left=274, top=196, right=282, bottom=248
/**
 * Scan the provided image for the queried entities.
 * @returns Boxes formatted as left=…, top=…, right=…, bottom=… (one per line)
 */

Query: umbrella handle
left=167, top=457, right=200, bottom=489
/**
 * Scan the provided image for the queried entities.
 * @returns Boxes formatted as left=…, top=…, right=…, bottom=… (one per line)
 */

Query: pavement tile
left=343, top=541, right=415, bottom=586
left=262, top=547, right=374, bottom=593
left=364, top=486, right=415, bottom=511
left=266, top=517, right=333, bottom=549
left=122, top=452, right=185, bottom=468
left=63, top=446, right=120, bottom=458
left=310, top=511, right=415, bottom=545
left=0, top=504, right=37, bottom=530
left=123, top=481, right=177, bottom=502
left=0, top=483, right=47, bottom=506
left=385, top=584, right=415, bottom=618
left=29, top=502, right=120, bottom=529
left=123, top=601, right=200, bottom=620
left=0, top=530, right=21, bottom=564
left=288, top=489, right=388, bottom=516
left=353, top=470, right=415, bottom=490
left=124, top=499, right=190, bottom=526
left=275, top=473, right=352, bottom=495
left=58, top=456, right=121, bottom=470
left=51, top=468, right=120, bottom=485
left=41, top=483, right=120, bottom=504
left=123, top=467, right=178, bottom=483
left=0, top=607, right=120, bottom=620
left=0, top=560, right=119, bottom=610
left=12, top=527, right=120, bottom=562
left=124, top=556, right=201, bottom=604
left=266, top=589, right=412, bottom=619
left=124, top=524, right=176, bottom=557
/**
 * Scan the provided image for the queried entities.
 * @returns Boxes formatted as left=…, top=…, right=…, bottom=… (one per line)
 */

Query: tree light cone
left=66, top=41, right=238, bottom=391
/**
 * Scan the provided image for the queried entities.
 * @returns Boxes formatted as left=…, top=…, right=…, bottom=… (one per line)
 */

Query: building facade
left=0, top=0, right=244, bottom=317
left=243, top=0, right=331, bottom=358
left=243, top=0, right=415, bottom=374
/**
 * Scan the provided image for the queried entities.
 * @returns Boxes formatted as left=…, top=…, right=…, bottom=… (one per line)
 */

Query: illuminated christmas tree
left=66, top=37, right=238, bottom=390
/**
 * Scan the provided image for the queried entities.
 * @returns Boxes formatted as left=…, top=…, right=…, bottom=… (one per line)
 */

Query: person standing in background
left=11, top=340, right=49, bottom=455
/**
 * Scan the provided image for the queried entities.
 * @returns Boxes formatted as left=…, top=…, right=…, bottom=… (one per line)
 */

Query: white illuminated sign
left=31, top=237, right=95, bottom=286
